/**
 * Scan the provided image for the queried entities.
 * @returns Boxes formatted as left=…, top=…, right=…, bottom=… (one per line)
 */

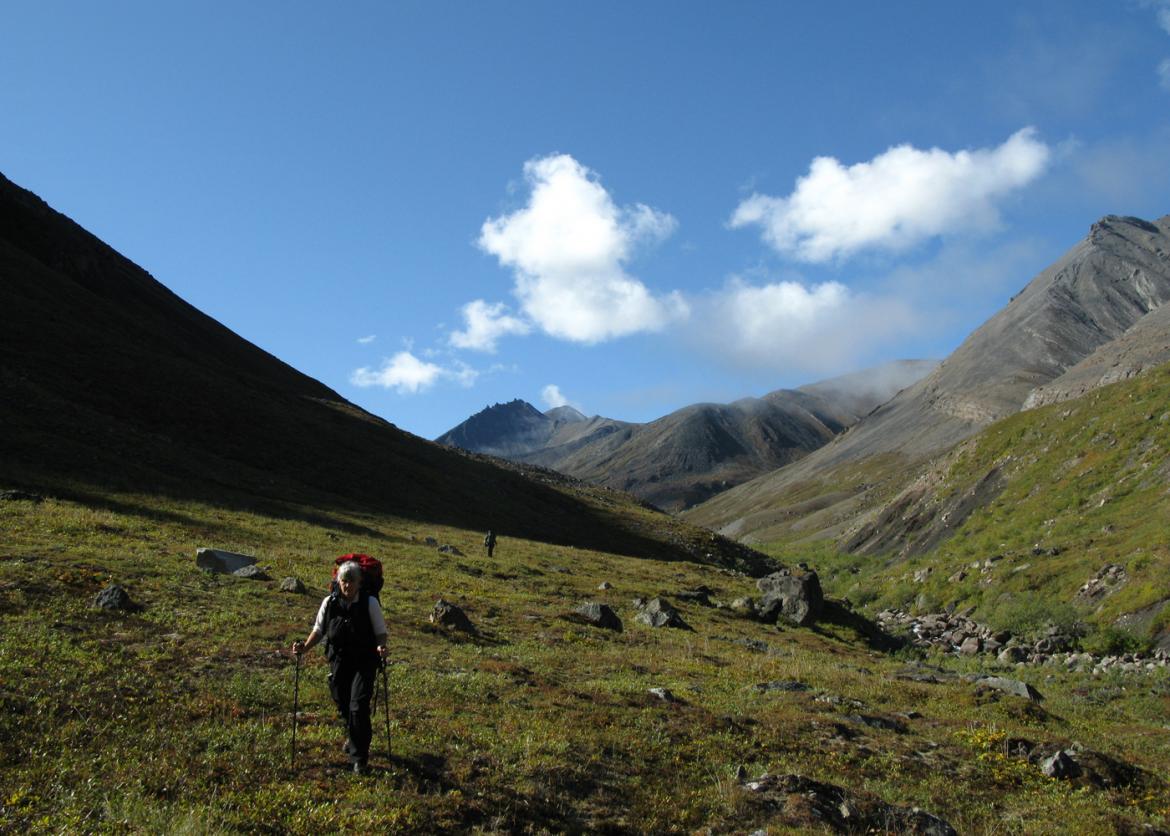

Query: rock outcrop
left=756, top=569, right=823, bottom=626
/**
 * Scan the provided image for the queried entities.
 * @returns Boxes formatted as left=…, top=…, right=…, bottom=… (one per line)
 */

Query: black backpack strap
left=322, top=592, right=341, bottom=661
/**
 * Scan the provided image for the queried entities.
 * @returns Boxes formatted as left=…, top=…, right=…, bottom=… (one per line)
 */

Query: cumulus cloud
left=541, top=384, right=569, bottom=409
left=477, top=154, right=687, bottom=344
left=697, top=277, right=916, bottom=374
left=350, top=351, right=476, bottom=394
left=449, top=300, right=531, bottom=352
left=730, top=128, right=1051, bottom=262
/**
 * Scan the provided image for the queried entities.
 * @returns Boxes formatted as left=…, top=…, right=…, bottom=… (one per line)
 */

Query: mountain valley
left=1, top=173, right=1168, bottom=833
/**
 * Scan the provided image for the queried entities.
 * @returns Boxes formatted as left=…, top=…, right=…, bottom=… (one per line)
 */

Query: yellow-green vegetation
left=1, top=489, right=1167, bottom=833
left=781, top=364, right=1170, bottom=651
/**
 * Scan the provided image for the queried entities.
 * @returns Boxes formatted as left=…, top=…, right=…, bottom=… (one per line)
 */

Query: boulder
left=1042, top=750, right=1081, bottom=780
left=92, top=584, right=134, bottom=611
left=997, top=646, right=1028, bottom=664
left=635, top=597, right=691, bottom=630
left=959, top=636, right=982, bottom=655
left=756, top=570, right=823, bottom=626
left=437, top=544, right=464, bottom=556
left=279, top=577, right=306, bottom=594
left=196, top=548, right=257, bottom=574
left=648, top=687, right=679, bottom=702
left=573, top=602, right=623, bottom=632
left=430, top=599, right=475, bottom=633
left=975, top=675, right=1043, bottom=702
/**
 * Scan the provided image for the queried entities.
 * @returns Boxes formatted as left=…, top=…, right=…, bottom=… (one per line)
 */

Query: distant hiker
left=484, top=529, right=497, bottom=558
left=292, top=560, right=387, bottom=774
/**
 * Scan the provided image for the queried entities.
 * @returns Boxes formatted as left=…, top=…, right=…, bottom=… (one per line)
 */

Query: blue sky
left=4, top=1, right=1170, bottom=439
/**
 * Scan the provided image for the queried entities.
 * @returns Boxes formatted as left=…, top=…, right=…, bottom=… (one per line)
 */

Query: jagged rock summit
left=435, top=399, right=598, bottom=458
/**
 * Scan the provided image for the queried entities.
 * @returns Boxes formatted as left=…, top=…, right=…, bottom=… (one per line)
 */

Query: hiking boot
left=352, top=761, right=369, bottom=775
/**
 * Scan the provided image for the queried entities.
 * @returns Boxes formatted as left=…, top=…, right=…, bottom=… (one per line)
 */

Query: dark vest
left=323, top=592, right=376, bottom=664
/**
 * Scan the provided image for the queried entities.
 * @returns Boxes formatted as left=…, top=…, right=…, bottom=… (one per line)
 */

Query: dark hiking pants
left=329, top=660, right=376, bottom=764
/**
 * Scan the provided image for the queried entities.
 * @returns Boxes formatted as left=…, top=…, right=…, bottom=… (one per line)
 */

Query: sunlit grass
left=1, top=487, right=1167, bottom=833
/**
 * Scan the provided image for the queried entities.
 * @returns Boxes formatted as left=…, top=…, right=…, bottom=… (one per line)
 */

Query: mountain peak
left=546, top=405, right=587, bottom=423
left=435, top=400, right=555, bottom=456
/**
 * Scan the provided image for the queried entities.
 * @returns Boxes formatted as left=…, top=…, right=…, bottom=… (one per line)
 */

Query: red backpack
left=331, top=553, right=384, bottom=600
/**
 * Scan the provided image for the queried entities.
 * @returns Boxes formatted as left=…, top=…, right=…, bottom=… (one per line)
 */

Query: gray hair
left=337, top=561, right=363, bottom=584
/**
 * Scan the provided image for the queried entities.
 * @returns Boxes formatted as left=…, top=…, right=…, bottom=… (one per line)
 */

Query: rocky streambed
left=876, top=608, right=1170, bottom=675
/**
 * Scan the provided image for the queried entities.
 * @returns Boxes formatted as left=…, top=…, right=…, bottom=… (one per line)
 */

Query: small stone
left=648, top=687, right=678, bottom=702
left=233, top=565, right=270, bottom=580
left=92, top=584, right=133, bottom=611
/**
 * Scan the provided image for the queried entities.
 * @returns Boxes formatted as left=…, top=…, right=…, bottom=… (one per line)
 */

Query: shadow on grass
left=37, top=482, right=406, bottom=544
left=817, top=600, right=905, bottom=653
left=421, top=624, right=506, bottom=648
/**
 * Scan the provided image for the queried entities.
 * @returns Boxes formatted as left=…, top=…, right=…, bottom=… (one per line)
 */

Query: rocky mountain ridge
left=437, top=361, right=936, bottom=512
left=687, top=213, right=1170, bottom=544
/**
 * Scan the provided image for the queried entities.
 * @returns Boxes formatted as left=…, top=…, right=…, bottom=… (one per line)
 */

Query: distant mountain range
left=436, top=360, right=937, bottom=512
left=687, top=213, right=1170, bottom=545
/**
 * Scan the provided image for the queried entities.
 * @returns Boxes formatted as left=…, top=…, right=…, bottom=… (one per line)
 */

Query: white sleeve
left=369, top=597, right=387, bottom=639
left=312, top=596, right=331, bottom=635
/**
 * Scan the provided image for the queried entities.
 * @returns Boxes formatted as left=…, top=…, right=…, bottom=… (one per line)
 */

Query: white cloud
left=1144, top=0, right=1170, bottom=34
left=449, top=300, right=531, bottom=352
left=477, top=154, right=687, bottom=344
left=541, top=384, right=569, bottom=408
left=448, top=360, right=479, bottom=388
left=1160, top=58, right=1170, bottom=90
left=697, top=277, right=916, bottom=374
left=350, top=351, right=445, bottom=394
left=357, top=335, right=377, bottom=345
left=730, top=128, right=1051, bottom=263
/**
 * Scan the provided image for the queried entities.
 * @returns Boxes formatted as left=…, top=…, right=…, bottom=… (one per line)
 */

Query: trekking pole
left=380, top=658, right=392, bottom=762
left=291, top=650, right=301, bottom=770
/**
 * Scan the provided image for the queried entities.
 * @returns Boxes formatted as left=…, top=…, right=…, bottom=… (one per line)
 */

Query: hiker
left=292, top=560, right=387, bottom=774
left=484, top=529, right=497, bottom=558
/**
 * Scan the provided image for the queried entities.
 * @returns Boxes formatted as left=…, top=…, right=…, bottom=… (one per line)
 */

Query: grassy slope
left=1, top=491, right=1167, bottom=833
left=767, top=362, right=1170, bottom=649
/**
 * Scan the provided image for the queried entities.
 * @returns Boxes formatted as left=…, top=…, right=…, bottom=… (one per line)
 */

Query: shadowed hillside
left=0, top=172, right=768, bottom=573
